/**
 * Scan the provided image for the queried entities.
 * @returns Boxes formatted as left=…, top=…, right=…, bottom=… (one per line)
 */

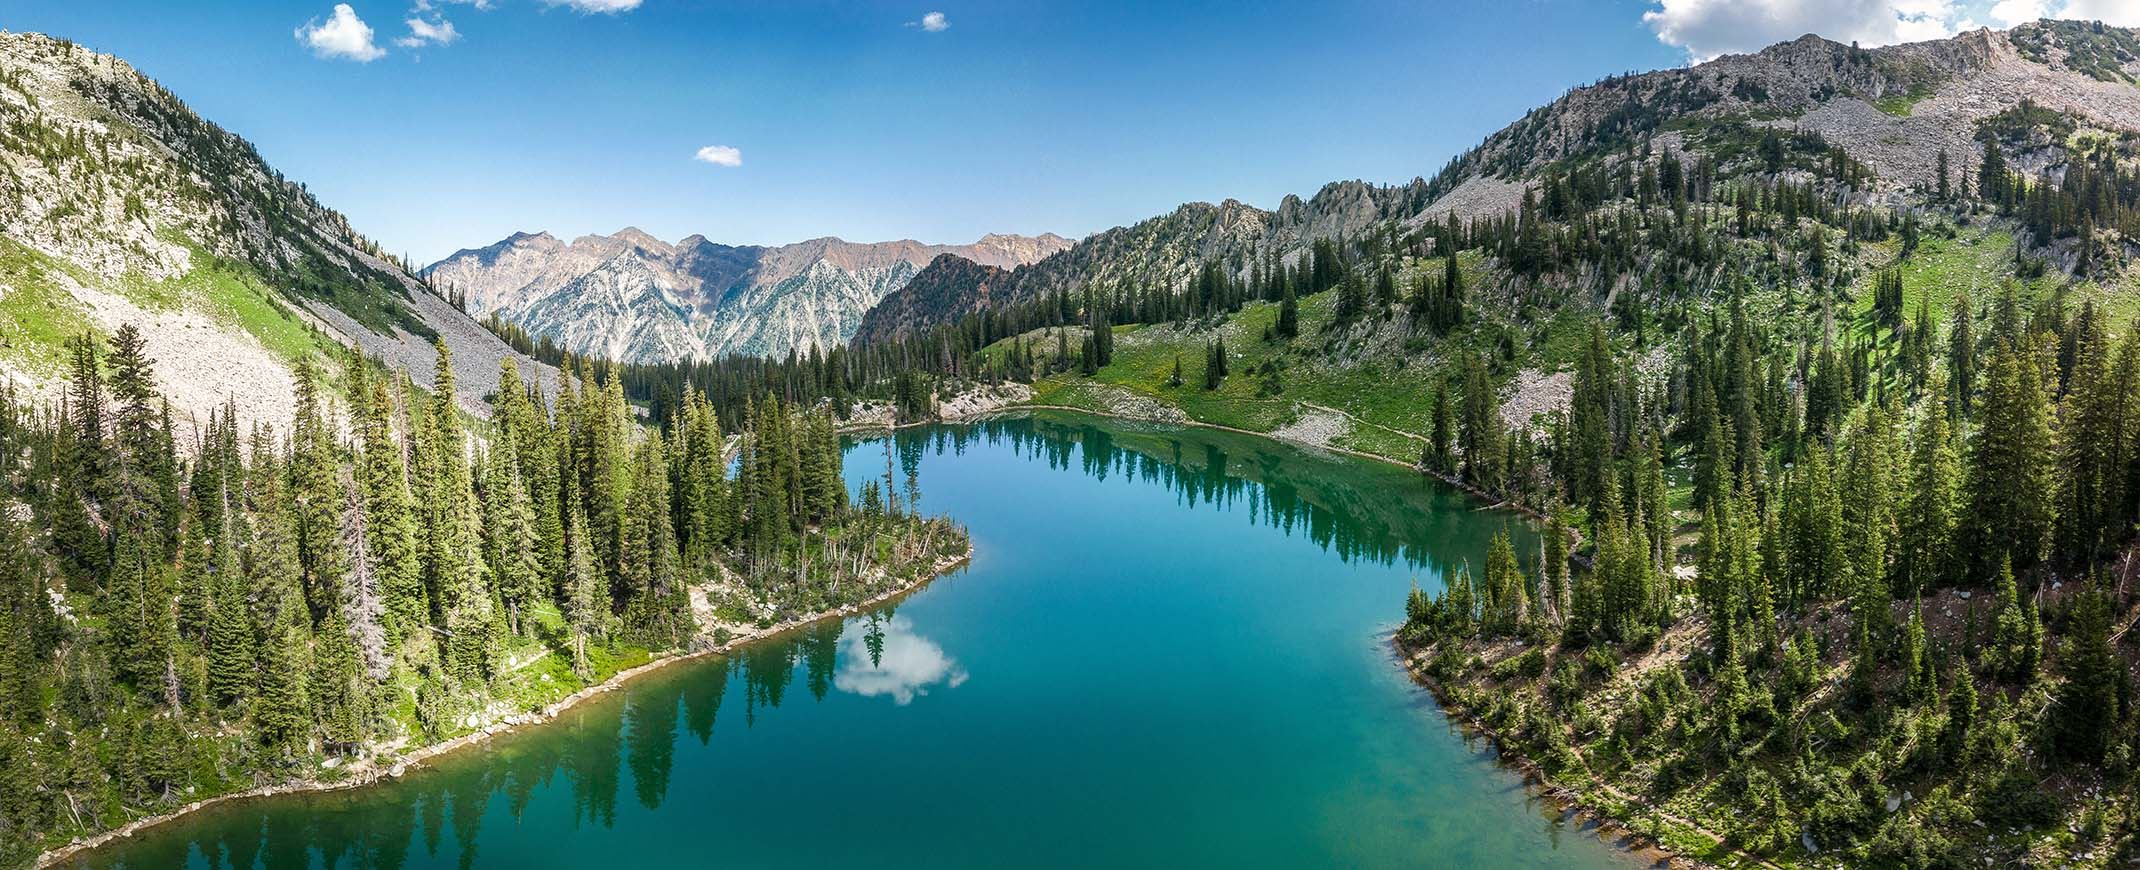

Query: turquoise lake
left=71, top=411, right=1630, bottom=868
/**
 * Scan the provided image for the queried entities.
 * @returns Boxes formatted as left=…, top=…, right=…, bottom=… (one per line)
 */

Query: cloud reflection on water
left=834, top=616, right=967, bottom=705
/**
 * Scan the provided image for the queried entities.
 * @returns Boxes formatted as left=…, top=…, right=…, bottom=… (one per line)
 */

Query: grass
left=0, top=237, right=96, bottom=375
left=993, top=256, right=1511, bottom=465
left=1841, top=225, right=2066, bottom=348
left=1872, top=87, right=1932, bottom=118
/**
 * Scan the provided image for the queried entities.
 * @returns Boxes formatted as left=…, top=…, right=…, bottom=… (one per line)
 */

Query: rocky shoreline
left=36, top=546, right=975, bottom=868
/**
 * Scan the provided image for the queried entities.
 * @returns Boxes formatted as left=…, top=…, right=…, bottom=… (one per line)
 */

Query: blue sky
left=0, top=0, right=2115, bottom=263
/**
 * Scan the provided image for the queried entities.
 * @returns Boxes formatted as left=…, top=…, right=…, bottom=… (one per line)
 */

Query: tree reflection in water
left=72, top=412, right=1535, bottom=870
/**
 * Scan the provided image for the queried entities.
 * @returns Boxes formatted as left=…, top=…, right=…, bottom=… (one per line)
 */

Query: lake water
left=71, top=411, right=1628, bottom=869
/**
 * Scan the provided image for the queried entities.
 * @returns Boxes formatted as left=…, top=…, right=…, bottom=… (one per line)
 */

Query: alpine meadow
left=8, top=4, right=2140, bottom=869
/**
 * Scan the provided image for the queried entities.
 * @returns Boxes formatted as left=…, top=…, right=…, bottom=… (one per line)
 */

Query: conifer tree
left=1948, top=288, right=1976, bottom=417
left=2055, top=314, right=2132, bottom=563
left=1457, top=353, right=1504, bottom=492
left=288, top=359, right=347, bottom=624
left=1898, top=388, right=1959, bottom=596
left=205, top=545, right=254, bottom=710
left=1965, top=336, right=2056, bottom=574
left=1841, top=402, right=1898, bottom=636
left=482, top=441, right=541, bottom=636
left=564, top=480, right=602, bottom=679
left=2047, top=583, right=2122, bottom=764
left=310, top=608, right=366, bottom=748
left=1481, top=529, right=1527, bottom=635
left=358, top=376, right=425, bottom=645
left=426, top=342, right=495, bottom=682
left=1277, top=282, right=1299, bottom=339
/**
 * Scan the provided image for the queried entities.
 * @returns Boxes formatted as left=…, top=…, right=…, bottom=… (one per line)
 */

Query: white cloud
left=1643, top=0, right=1970, bottom=63
left=416, top=0, right=493, bottom=9
left=693, top=145, right=743, bottom=167
left=543, top=0, right=642, bottom=13
left=833, top=617, right=967, bottom=706
left=296, top=4, right=387, bottom=62
left=1988, top=0, right=2051, bottom=25
left=395, top=16, right=460, bottom=48
left=2058, top=0, right=2140, bottom=26
left=915, top=11, right=949, bottom=32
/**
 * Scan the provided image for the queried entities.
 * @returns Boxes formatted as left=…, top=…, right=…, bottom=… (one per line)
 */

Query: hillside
left=856, top=20, right=2140, bottom=345
left=850, top=253, right=1016, bottom=346
left=422, top=228, right=1071, bottom=362
left=0, top=31, right=552, bottom=425
left=828, top=19, right=2140, bottom=867
left=860, top=181, right=1430, bottom=342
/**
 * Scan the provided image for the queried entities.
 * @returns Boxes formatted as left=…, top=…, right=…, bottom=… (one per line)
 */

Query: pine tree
left=1481, top=529, right=1527, bottom=635
left=2047, top=583, right=2121, bottom=764
left=289, top=359, right=347, bottom=625
left=1965, top=336, right=2056, bottom=575
left=104, top=324, right=176, bottom=548
left=427, top=342, right=496, bottom=682
left=102, top=528, right=176, bottom=704
left=1457, top=353, right=1504, bottom=492
left=1276, top=282, right=1299, bottom=339
left=253, top=604, right=310, bottom=751
left=1943, top=656, right=1976, bottom=761
left=1987, top=557, right=2035, bottom=682
left=1427, top=387, right=1454, bottom=473
left=1898, top=389, right=1959, bottom=596
left=358, top=377, right=425, bottom=645
left=310, top=608, right=366, bottom=749
left=1841, top=402, right=1898, bottom=637
left=564, top=484, right=602, bottom=680
left=205, top=546, right=254, bottom=710
left=1902, top=604, right=1934, bottom=703
left=2056, top=314, right=2132, bottom=563
left=53, top=333, right=110, bottom=587
left=1947, top=288, right=1976, bottom=417
left=1203, top=338, right=1228, bottom=390
left=482, top=440, right=541, bottom=636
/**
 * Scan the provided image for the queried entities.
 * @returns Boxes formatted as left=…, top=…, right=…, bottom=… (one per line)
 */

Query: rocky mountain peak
left=426, top=228, right=1071, bottom=362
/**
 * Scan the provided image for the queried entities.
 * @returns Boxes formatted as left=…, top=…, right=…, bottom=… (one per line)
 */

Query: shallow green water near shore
left=72, top=411, right=1627, bottom=869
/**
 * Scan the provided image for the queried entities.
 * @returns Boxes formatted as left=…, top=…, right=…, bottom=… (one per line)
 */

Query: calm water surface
left=75, top=411, right=1628, bottom=869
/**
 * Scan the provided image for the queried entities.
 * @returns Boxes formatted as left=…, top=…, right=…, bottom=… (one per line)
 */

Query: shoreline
left=879, top=402, right=1668, bottom=863
left=37, top=545, right=975, bottom=868
left=1390, top=633, right=1782, bottom=870
left=899, top=401, right=1664, bottom=865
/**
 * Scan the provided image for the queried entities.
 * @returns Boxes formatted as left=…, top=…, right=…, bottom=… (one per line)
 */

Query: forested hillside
left=801, top=19, right=2140, bottom=868
left=0, top=327, right=965, bottom=865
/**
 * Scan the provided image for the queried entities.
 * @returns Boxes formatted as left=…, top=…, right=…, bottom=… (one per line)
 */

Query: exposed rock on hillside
left=0, top=30, right=553, bottom=424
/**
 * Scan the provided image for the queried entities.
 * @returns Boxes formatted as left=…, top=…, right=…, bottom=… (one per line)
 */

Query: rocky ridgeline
left=856, top=21, right=2140, bottom=347
left=0, top=30, right=554, bottom=427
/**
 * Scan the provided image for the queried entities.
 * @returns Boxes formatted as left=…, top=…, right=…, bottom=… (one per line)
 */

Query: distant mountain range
left=423, top=229, right=1072, bottom=362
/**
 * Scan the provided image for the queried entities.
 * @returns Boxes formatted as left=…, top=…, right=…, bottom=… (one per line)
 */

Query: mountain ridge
left=424, top=228, right=1073, bottom=362
left=0, top=29, right=554, bottom=425
left=854, top=19, right=2140, bottom=344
